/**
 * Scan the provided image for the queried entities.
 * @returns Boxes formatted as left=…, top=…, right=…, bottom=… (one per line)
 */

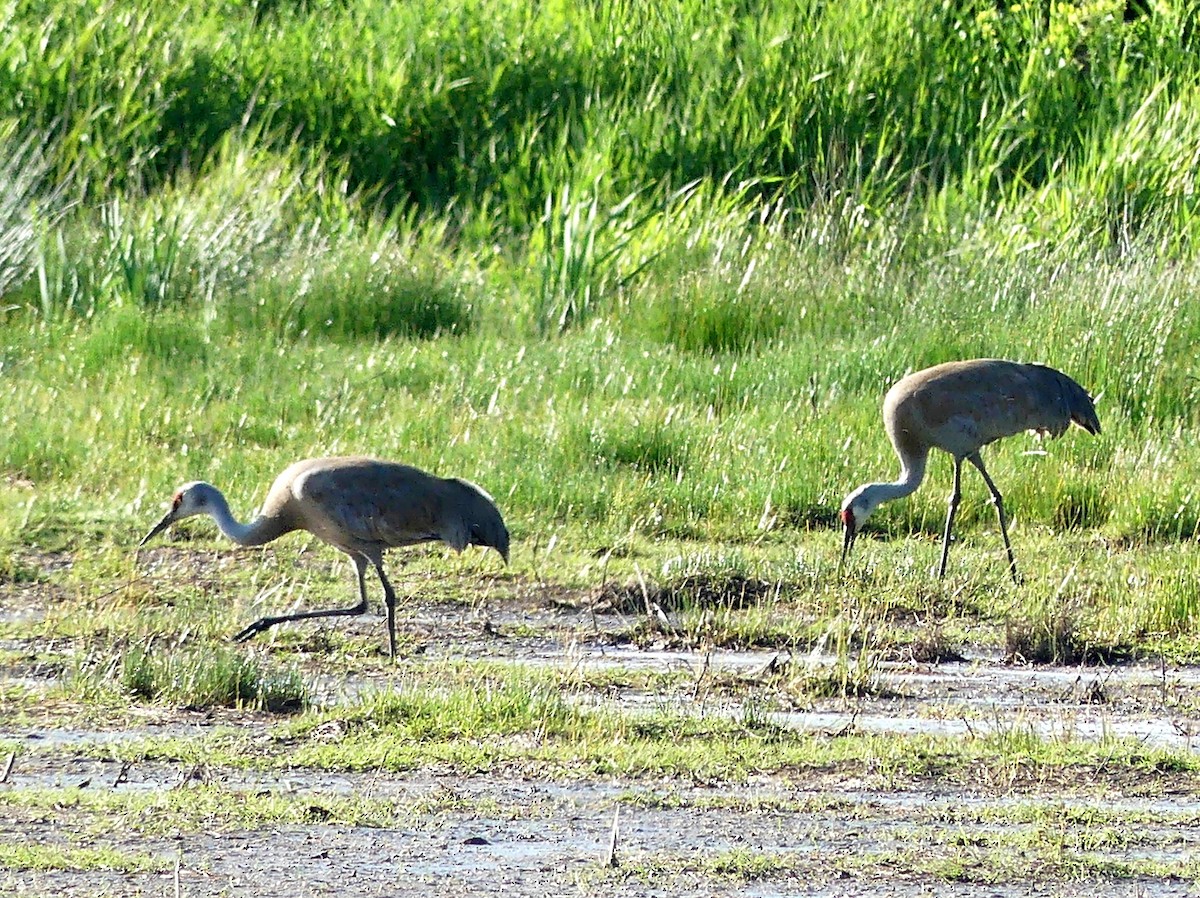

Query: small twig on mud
left=111, top=760, right=132, bottom=788
left=0, top=752, right=14, bottom=784
left=174, top=853, right=182, bottom=898
left=1160, top=641, right=1169, bottom=709
left=691, top=651, right=712, bottom=701
left=603, top=807, right=620, bottom=868
left=592, top=549, right=613, bottom=636
left=528, top=532, right=545, bottom=588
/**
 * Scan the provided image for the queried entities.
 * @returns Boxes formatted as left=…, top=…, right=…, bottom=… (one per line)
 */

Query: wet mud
left=4, top=583, right=1200, bottom=895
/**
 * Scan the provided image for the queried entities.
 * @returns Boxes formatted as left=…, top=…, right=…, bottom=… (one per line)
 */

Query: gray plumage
left=139, top=456, right=510, bottom=657
left=839, top=359, right=1100, bottom=581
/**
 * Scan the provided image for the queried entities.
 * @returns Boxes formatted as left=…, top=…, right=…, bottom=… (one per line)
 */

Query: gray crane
left=139, top=456, right=510, bottom=657
left=839, top=359, right=1100, bottom=582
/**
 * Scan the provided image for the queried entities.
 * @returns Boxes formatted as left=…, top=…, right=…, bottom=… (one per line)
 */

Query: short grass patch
left=59, top=659, right=1195, bottom=788
left=0, top=784, right=401, bottom=833
left=0, top=842, right=167, bottom=874
left=59, top=642, right=311, bottom=714
left=587, top=844, right=1200, bottom=888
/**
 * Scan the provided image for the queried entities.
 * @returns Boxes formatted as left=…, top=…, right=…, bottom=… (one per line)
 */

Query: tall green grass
left=2, top=0, right=1200, bottom=652
left=2, top=0, right=1196, bottom=245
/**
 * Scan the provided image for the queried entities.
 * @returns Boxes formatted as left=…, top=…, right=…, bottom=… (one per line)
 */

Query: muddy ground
left=3, top=566, right=1200, bottom=897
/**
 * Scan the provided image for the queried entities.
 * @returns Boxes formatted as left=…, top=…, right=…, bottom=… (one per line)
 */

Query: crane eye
left=172, top=493, right=183, bottom=510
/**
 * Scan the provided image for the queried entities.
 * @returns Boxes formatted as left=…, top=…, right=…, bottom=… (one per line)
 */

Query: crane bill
left=839, top=520, right=856, bottom=573
left=139, top=512, right=175, bottom=546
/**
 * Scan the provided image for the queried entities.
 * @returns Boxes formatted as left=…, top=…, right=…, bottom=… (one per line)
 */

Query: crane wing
left=291, top=461, right=447, bottom=552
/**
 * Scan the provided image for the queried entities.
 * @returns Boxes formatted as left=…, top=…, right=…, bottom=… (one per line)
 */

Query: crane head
left=839, top=506, right=857, bottom=572
left=453, top=479, right=510, bottom=564
left=471, top=519, right=510, bottom=564
left=838, top=484, right=884, bottom=573
left=139, top=481, right=215, bottom=546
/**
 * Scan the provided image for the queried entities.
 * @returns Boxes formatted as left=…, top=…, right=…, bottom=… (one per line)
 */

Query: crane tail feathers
left=1062, top=373, right=1101, bottom=436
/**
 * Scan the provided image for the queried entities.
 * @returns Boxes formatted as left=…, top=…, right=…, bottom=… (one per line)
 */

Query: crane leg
left=938, top=457, right=964, bottom=578
left=231, top=555, right=372, bottom=644
left=967, top=452, right=1019, bottom=584
left=372, top=560, right=401, bottom=661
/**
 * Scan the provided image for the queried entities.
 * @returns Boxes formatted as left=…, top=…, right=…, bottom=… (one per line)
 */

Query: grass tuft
left=118, top=644, right=308, bottom=713
left=245, top=240, right=476, bottom=342
left=1004, top=601, right=1132, bottom=666
left=643, top=275, right=788, bottom=355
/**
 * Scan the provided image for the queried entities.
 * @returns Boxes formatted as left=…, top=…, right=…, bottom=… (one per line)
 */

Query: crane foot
left=231, top=617, right=277, bottom=642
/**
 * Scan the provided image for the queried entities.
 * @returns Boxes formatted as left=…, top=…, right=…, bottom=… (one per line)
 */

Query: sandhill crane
left=839, top=359, right=1100, bottom=582
left=139, top=456, right=510, bottom=657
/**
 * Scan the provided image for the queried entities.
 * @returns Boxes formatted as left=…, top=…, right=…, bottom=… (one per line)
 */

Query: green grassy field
left=1, top=0, right=1199, bottom=658
left=4, top=6, right=1200, bottom=889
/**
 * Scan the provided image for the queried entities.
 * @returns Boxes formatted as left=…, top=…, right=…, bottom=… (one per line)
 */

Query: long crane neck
left=853, top=449, right=929, bottom=516
left=204, top=489, right=290, bottom=547
left=877, top=450, right=928, bottom=502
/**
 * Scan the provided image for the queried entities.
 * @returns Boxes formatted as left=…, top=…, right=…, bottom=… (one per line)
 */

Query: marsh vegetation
left=3, top=0, right=1200, bottom=893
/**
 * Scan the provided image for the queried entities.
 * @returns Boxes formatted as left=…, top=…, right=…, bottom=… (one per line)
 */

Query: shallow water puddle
left=3, top=771, right=1199, bottom=897
left=5, top=636, right=1200, bottom=896
left=522, top=644, right=1200, bottom=753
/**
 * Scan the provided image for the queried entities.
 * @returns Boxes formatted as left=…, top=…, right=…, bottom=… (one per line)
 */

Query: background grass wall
left=0, top=0, right=1198, bottom=565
